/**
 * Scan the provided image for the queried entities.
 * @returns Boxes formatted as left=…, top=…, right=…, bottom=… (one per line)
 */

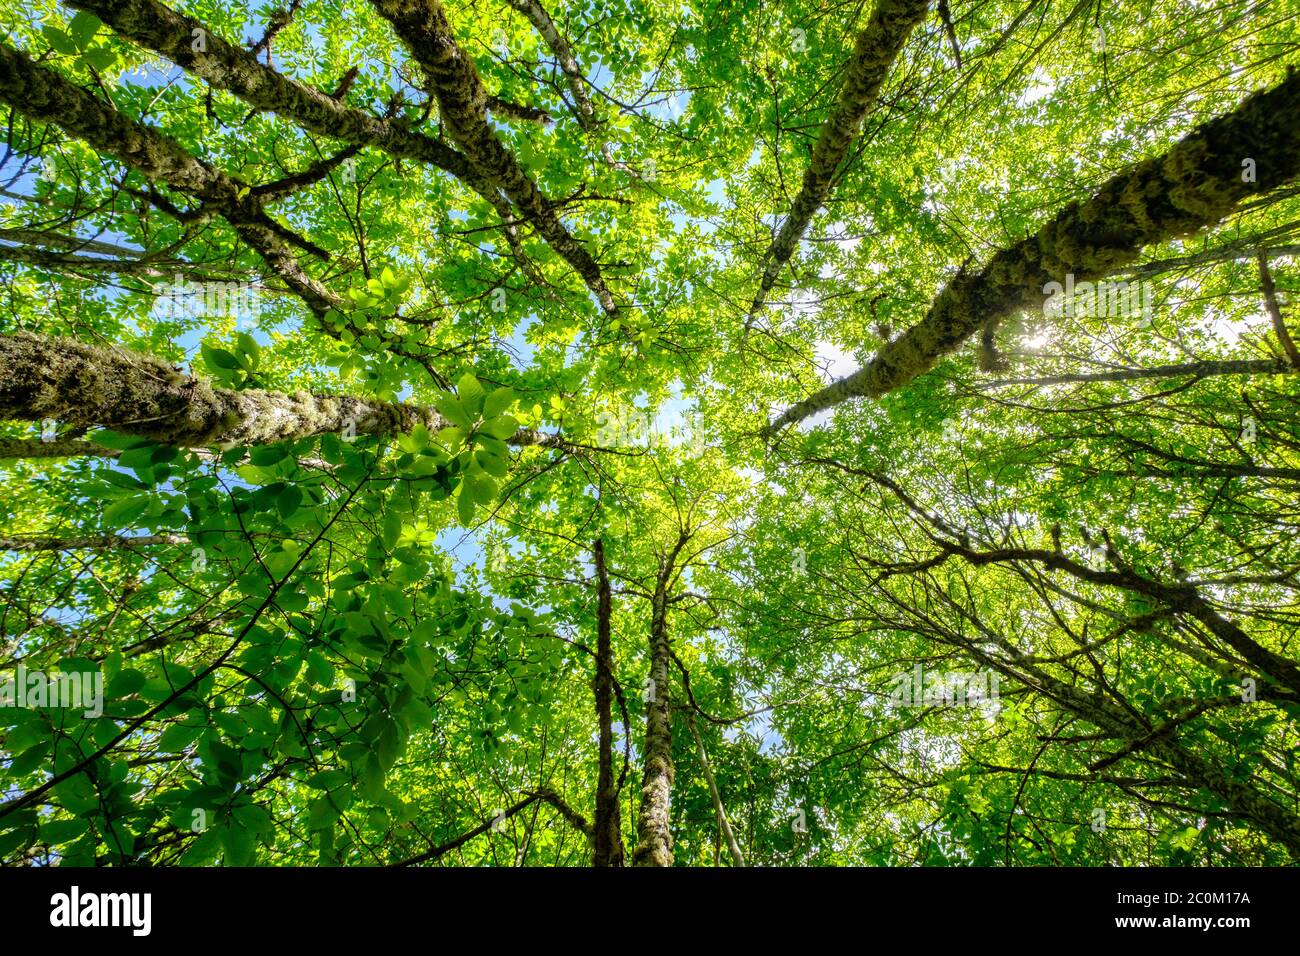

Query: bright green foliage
left=0, top=0, right=1298, bottom=867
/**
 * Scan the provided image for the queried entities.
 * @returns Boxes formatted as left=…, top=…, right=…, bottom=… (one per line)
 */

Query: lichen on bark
left=749, top=0, right=931, bottom=322
left=370, top=0, right=621, bottom=317
left=0, top=332, right=564, bottom=451
left=0, top=332, right=424, bottom=448
left=768, top=66, right=1300, bottom=433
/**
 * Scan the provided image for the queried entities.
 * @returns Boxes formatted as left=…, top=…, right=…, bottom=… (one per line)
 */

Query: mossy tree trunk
left=0, top=332, right=556, bottom=450
left=768, top=67, right=1300, bottom=433
left=748, top=0, right=931, bottom=321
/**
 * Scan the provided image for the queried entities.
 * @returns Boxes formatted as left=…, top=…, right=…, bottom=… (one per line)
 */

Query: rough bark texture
left=0, top=533, right=186, bottom=551
left=0, top=41, right=339, bottom=318
left=748, top=0, right=930, bottom=321
left=370, top=0, right=619, bottom=316
left=1257, top=252, right=1300, bottom=369
left=768, top=66, right=1300, bottom=432
left=632, top=579, right=675, bottom=866
left=0, top=332, right=560, bottom=450
left=69, top=0, right=551, bottom=281
left=591, top=538, right=625, bottom=867
left=532, top=787, right=592, bottom=840
left=631, top=533, right=690, bottom=867
left=0, top=437, right=120, bottom=459
left=508, top=0, right=599, bottom=130
left=484, top=94, right=552, bottom=126
left=68, top=0, right=474, bottom=184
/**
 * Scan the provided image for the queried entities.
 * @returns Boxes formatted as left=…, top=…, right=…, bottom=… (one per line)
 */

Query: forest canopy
left=1, top=0, right=1299, bottom=867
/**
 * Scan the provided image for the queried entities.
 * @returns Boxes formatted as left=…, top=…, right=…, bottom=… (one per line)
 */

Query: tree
left=0, top=0, right=1297, bottom=867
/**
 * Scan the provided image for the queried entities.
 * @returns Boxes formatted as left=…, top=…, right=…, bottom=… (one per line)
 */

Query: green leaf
left=305, top=651, right=333, bottom=686
left=456, top=484, right=477, bottom=525
left=8, top=740, right=51, bottom=776
left=276, top=484, right=303, bottom=518
left=462, top=467, right=498, bottom=507
left=306, top=769, right=349, bottom=790
left=201, top=343, right=242, bottom=372
left=480, top=415, right=519, bottom=440
left=249, top=445, right=289, bottom=466
left=68, top=11, right=102, bottom=48
left=475, top=449, right=509, bottom=478
left=40, top=817, right=89, bottom=845
left=42, top=25, right=78, bottom=55
left=103, top=495, right=149, bottom=526
left=308, top=796, right=341, bottom=831
left=105, top=669, right=146, bottom=697
left=435, top=395, right=471, bottom=429
left=233, top=803, right=273, bottom=836
left=376, top=729, right=402, bottom=773
left=382, top=509, right=402, bottom=550
left=88, top=430, right=151, bottom=451
left=80, top=45, right=117, bottom=72
left=456, top=373, right=486, bottom=415
left=101, top=469, right=148, bottom=491
left=236, top=332, right=261, bottom=370
left=221, top=821, right=256, bottom=865
left=482, top=387, right=515, bottom=419
left=436, top=426, right=467, bottom=449
left=157, top=722, right=204, bottom=753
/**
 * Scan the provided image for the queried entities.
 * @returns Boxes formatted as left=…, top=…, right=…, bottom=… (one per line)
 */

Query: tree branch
left=0, top=331, right=567, bottom=450
left=747, top=0, right=930, bottom=325
left=767, top=67, right=1300, bottom=433
left=370, top=0, right=620, bottom=317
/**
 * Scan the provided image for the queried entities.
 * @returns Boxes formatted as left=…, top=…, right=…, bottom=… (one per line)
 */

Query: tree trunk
left=370, top=0, right=619, bottom=316
left=631, top=533, right=690, bottom=866
left=631, top=576, right=675, bottom=866
left=749, top=0, right=931, bottom=320
left=67, top=0, right=475, bottom=183
left=687, top=710, right=745, bottom=866
left=591, top=538, right=625, bottom=866
left=0, top=39, right=339, bottom=317
left=768, top=67, right=1300, bottom=432
left=0, top=332, right=557, bottom=450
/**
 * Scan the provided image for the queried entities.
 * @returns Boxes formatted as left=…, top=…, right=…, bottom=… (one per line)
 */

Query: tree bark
left=0, top=331, right=561, bottom=450
left=0, top=533, right=185, bottom=551
left=508, top=0, right=599, bottom=130
left=0, top=40, right=339, bottom=318
left=748, top=0, right=931, bottom=322
left=369, top=0, right=619, bottom=317
left=631, top=532, right=690, bottom=866
left=686, top=710, right=745, bottom=866
left=768, top=67, right=1300, bottom=432
left=0, top=437, right=119, bottom=459
left=591, top=538, right=625, bottom=866
left=67, top=0, right=477, bottom=185
left=975, top=357, right=1296, bottom=389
